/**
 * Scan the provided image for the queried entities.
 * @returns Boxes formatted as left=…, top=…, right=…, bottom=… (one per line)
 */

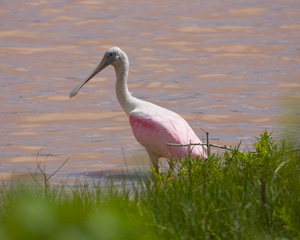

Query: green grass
left=0, top=131, right=299, bottom=240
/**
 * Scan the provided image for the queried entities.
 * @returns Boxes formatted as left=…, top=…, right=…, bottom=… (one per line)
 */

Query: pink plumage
left=129, top=108, right=206, bottom=160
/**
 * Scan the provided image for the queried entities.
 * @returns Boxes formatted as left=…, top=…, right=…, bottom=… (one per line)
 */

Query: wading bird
left=70, top=47, right=206, bottom=172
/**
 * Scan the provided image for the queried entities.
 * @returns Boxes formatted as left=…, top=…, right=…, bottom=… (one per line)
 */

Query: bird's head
left=69, top=46, right=127, bottom=98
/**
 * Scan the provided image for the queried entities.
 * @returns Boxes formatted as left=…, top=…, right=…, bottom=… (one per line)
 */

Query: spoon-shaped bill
left=69, top=58, right=109, bottom=98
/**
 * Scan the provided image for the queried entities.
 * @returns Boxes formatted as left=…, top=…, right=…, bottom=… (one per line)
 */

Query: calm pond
left=1, top=0, right=299, bottom=183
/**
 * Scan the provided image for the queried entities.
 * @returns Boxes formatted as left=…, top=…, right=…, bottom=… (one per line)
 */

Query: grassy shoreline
left=1, top=131, right=299, bottom=239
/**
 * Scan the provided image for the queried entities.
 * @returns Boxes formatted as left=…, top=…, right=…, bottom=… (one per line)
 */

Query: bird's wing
left=129, top=108, right=205, bottom=159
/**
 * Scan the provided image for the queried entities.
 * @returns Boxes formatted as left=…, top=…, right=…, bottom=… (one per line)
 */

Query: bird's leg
left=146, top=150, right=160, bottom=174
left=167, top=160, right=174, bottom=169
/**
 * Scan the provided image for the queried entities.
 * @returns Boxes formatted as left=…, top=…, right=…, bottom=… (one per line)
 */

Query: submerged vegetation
left=0, top=132, right=299, bottom=239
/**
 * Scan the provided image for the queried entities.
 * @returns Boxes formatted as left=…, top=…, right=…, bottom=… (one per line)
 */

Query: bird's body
left=70, top=47, right=206, bottom=172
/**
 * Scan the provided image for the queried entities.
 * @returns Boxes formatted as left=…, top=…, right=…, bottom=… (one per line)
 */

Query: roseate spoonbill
left=70, top=47, right=206, bottom=172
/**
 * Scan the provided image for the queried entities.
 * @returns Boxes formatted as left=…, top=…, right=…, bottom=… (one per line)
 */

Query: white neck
left=113, top=58, right=137, bottom=116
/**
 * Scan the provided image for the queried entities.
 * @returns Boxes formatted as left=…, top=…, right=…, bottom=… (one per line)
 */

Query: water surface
left=1, top=0, right=299, bottom=182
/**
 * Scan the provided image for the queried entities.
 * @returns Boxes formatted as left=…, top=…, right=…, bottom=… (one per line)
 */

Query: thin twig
left=230, top=140, right=242, bottom=161
left=209, top=144, right=231, bottom=150
left=167, top=142, right=232, bottom=150
left=200, top=128, right=210, bottom=157
left=206, top=132, right=210, bottom=157
left=47, top=157, right=70, bottom=181
left=35, top=153, right=49, bottom=197
left=27, top=151, right=70, bottom=198
left=259, top=176, right=273, bottom=237
left=27, top=167, right=43, bottom=189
